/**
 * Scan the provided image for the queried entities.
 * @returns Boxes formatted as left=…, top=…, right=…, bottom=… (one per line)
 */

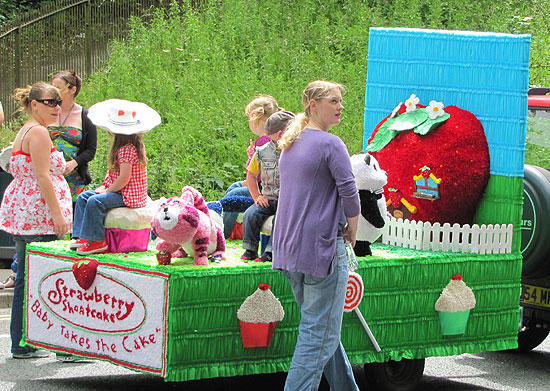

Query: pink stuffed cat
left=152, top=186, right=225, bottom=265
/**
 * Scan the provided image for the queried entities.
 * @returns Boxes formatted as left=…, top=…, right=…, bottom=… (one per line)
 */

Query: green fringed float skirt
left=25, top=240, right=521, bottom=382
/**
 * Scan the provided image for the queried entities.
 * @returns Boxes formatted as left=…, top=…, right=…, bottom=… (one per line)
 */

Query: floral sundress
left=49, top=125, right=90, bottom=201
left=0, top=140, right=73, bottom=236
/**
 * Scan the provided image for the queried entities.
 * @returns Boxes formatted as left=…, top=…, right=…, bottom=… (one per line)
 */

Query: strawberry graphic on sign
left=367, top=94, right=490, bottom=225
left=72, top=259, right=99, bottom=290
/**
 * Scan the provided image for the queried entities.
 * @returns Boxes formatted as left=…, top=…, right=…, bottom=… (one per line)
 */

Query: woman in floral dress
left=0, top=82, right=72, bottom=359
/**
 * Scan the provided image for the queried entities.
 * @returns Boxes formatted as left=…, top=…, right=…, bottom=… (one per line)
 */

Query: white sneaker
left=12, top=349, right=50, bottom=359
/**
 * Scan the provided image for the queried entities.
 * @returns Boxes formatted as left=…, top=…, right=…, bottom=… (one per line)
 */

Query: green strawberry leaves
left=388, top=109, right=428, bottom=131
left=414, top=112, right=450, bottom=135
left=366, top=117, right=398, bottom=152
left=367, top=108, right=450, bottom=152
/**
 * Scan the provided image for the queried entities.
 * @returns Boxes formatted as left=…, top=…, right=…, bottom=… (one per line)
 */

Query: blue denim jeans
left=242, top=199, right=277, bottom=253
left=282, top=237, right=359, bottom=391
left=11, top=234, right=58, bottom=354
left=222, top=181, right=251, bottom=239
left=72, top=189, right=126, bottom=241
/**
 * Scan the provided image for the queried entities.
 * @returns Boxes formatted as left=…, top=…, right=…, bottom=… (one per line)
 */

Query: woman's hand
left=95, top=185, right=106, bottom=194
left=343, top=216, right=359, bottom=247
left=52, top=213, right=69, bottom=238
left=64, top=159, right=78, bottom=174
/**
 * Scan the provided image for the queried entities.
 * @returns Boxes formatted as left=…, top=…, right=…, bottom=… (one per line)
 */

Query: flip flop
left=0, top=275, right=15, bottom=289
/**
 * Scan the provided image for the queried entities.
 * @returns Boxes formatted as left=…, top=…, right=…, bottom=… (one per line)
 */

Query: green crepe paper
left=29, top=240, right=273, bottom=273
left=27, top=240, right=521, bottom=382
left=473, top=175, right=524, bottom=252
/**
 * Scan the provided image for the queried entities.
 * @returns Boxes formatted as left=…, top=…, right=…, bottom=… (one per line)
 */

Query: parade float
left=21, top=28, right=529, bottom=390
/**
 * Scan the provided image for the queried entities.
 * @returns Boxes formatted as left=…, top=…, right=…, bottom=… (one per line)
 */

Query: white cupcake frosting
left=237, top=284, right=285, bottom=323
left=435, top=275, right=476, bottom=312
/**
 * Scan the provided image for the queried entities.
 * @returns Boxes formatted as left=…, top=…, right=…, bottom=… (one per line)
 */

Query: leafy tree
left=0, top=0, right=53, bottom=28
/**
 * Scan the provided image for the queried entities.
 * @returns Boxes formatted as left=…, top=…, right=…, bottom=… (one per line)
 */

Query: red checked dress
left=103, top=143, right=147, bottom=208
left=0, top=145, right=72, bottom=235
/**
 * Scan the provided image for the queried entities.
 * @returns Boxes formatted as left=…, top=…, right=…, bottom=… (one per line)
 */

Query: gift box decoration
left=104, top=199, right=161, bottom=253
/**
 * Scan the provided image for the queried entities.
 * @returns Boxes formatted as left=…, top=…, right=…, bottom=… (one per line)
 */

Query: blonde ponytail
left=278, top=113, right=308, bottom=150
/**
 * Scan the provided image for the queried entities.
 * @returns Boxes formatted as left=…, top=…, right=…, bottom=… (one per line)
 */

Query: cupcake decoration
left=435, top=274, right=476, bottom=336
left=237, top=283, right=284, bottom=348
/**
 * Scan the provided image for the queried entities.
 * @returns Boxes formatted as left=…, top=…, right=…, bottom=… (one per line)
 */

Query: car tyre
left=521, top=165, right=550, bottom=278
left=516, top=327, right=550, bottom=352
left=363, top=358, right=425, bottom=391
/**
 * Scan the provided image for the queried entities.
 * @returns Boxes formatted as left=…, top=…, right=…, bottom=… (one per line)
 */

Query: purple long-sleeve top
left=272, top=128, right=360, bottom=278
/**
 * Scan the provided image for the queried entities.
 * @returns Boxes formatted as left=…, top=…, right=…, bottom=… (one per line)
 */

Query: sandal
left=56, top=353, right=81, bottom=362
left=0, top=274, right=15, bottom=289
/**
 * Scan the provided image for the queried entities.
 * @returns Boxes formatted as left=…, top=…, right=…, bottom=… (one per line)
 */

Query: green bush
left=70, top=0, right=549, bottom=199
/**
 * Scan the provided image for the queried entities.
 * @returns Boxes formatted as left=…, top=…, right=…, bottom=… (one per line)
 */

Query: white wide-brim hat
left=87, top=99, right=161, bottom=135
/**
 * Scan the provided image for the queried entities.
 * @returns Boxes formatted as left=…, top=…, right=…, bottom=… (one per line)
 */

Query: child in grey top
left=240, top=110, right=295, bottom=262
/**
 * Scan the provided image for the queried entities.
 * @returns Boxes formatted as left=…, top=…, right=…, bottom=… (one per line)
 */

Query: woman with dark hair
left=50, top=70, right=97, bottom=203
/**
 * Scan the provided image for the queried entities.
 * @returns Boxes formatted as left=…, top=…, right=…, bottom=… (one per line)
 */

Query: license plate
left=521, top=284, right=550, bottom=308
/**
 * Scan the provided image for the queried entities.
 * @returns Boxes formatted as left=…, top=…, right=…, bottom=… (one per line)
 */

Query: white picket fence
left=382, top=218, right=514, bottom=254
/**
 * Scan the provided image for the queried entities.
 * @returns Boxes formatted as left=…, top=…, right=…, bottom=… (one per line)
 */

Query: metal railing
left=0, top=0, right=164, bottom=124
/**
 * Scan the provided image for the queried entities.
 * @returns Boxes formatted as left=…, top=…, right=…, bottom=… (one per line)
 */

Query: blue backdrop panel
left=363, top=28, right=531, bottom=177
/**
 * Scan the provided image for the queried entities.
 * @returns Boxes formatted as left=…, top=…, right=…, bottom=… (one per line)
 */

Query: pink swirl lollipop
left=344, top=272, right=364, bottom=312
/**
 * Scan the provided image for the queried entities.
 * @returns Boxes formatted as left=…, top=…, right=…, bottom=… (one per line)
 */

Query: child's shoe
left=240, top=249, right=258, bottom=260
left=69, top=238, right=87, bottom=250
left=76, top=240, right=109, bottom=255
left=255, top=251, right=272, bottom=263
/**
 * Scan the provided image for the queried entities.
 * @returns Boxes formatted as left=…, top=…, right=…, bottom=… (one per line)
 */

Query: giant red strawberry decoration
left=367, top=95, right=490, bottom=225
left=72, top=259, right=99, bottom=290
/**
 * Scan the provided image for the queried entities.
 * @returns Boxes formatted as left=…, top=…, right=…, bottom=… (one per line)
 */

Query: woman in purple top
left=272, top=80, right=360, bottom=391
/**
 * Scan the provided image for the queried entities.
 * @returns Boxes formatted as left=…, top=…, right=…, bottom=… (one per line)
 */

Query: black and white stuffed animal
left=350, top=153, right=388, bottom=256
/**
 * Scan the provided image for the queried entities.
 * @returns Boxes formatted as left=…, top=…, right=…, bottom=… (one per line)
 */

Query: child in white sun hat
left=70, top=99, right=160, bottom=255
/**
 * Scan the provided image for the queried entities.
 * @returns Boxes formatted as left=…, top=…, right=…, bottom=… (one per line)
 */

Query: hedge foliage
left=5, top=0, right=550, bottom=200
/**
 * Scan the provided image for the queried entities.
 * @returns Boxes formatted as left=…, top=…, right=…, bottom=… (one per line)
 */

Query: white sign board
left=26, top=249, right=169, bottom=376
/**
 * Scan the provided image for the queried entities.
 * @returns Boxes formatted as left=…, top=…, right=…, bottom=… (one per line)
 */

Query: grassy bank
left=4, top=0, right=550, bottom=200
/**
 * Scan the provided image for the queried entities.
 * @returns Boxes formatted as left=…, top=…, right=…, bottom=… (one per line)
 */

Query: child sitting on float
left=70, top=99, right=160, bottom=255
left=240, top=110, right=295, bottom=262
left=222, top=95, right=282, bottom=239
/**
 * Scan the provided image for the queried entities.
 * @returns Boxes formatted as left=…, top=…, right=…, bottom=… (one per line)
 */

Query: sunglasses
left=35, top=99, right=62, bottom=108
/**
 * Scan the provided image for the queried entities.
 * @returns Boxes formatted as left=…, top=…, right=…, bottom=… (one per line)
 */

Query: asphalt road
left=1, top=306, right=550, bottom=391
